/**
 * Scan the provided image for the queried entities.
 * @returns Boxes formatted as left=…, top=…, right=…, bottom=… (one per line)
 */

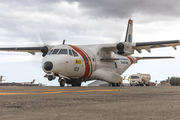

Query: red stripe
left=79, top=48, right=93, bottom=78
left=68, top=45, right=91, bottom=78
left=127, top=56, right=134, bottom=64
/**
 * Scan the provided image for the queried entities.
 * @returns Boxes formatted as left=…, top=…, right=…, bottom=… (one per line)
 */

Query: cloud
left=65, top=0, right=180, bottom=19
left=0, top=0, right=180, bottom=47
left=0, top=1, right=127, bottom=46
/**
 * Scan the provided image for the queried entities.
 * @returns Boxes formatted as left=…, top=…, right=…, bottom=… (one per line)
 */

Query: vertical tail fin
left=125, top=19, right=133, bottom=43
left=31, top=79, right=35, bottom=84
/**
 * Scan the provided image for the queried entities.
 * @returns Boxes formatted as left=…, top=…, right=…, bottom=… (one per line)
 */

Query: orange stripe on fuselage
left=126, top=56, right=134, bottom=64
left=68, top=45, right=92, bottom=78
left=78, top=47, right=93, bottom=78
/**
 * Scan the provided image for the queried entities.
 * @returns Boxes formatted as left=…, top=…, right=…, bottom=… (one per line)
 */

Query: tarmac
left=0, top=86, right=180, bottom=120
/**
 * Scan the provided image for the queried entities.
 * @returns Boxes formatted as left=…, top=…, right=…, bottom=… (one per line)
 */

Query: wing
left=0, top=45, right=55, bottom=57
left=0, top=47, right=43, bottom=55
left=133, top=40, right=180, bottom=53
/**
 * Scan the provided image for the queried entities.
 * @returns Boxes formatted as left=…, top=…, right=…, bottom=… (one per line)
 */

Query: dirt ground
left=0, top=86, right=180, bottom=120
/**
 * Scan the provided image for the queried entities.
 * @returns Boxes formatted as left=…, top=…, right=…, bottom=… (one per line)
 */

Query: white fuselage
left=42, top=44, right=135, bottom=83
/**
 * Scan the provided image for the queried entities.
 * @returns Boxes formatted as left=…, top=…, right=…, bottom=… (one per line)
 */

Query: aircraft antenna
left=63, top=40, right=65, bottom=45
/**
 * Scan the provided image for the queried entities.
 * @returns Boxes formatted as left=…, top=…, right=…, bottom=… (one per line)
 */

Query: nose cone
left=44, top=61, right=53, bottom=71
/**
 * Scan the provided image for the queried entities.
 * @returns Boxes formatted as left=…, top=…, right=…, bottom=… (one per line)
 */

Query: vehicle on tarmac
left=129, top=73, right=151, bottom=86
left=0, top=19, right=180, bottom=87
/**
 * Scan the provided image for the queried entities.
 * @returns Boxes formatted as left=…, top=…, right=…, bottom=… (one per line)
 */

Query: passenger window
left=72, top=50, right=78, bottom=57
left=51, top=49, right=59, bottom=54
left=69, top=49, right=73, bottom=56
left=92, top=58, right=94, bottom=62
left=59, top=49, right=68, bottom=54
left=47, top=49, right=53, bottom=55
left=115, top=62, right=117, bottom=68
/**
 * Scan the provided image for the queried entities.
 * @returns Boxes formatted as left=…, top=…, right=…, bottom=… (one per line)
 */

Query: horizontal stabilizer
left=100, top=58, right=119, bottom=60
left=136, top=56, right=174, bottom=60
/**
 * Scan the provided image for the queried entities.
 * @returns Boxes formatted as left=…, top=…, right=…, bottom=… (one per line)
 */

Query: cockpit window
left=47, top=49, right=53, bottom=55
left=51, top=49, right=60, bottom=54
left=72, top=50, right=78, bottom=57
left=59, top=49, right=68, bottom=54
left=69, top=49, right=73, bottom=56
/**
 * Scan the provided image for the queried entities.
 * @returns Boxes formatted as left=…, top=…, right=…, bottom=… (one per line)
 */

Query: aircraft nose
left=44, top=61, right=53, bottom=71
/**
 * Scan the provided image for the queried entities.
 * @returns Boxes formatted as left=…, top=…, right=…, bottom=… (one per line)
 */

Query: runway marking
left=0, top=89, right=72, bottom=92
left=161, top=87, right=172, bottom=89
left=0, top=89, right=125, bottom=95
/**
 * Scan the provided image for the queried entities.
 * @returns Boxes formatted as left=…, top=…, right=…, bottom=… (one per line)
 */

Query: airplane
left=0, top=76, right=5, bottom=83
left=0, top=19, right=180, bottom=87
left=21, top=79, right=35, bottom=86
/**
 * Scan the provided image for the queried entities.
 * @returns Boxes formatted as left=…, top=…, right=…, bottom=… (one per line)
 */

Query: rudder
left=125, top=19, right=133, bottom=43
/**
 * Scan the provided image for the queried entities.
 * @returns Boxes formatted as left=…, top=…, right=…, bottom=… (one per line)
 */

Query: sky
left=0, top=0, right=180, bottom=86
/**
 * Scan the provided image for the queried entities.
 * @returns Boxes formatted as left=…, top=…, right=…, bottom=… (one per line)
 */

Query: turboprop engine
left=40, top=45, right=53, bottom=57
left=116, top=42, right=134, bottom=56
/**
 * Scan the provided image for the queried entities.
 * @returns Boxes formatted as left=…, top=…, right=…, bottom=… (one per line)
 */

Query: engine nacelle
left=40, top=45, right=53, bottom=57
left=116, top=42, right=134, bottom=56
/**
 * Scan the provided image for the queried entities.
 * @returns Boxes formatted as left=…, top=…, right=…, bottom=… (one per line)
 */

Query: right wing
left=0, top=47, right=43, bottom=55
left=0, top=45, right=54, bottom=56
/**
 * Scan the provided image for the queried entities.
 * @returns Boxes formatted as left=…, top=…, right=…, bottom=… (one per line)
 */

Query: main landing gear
left=58, top=78, right=65, bottom=87
left=109, top=82, right=121, bottom=87
left=58, top=78, right=82, bottom=87
left=71, top=82, right=81, bottom=87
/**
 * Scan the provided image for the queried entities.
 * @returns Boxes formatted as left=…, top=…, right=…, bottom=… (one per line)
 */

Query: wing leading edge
left=0, top=47, right=43, bottom=55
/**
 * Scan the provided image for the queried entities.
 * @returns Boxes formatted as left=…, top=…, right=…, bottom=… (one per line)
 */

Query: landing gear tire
left=111, top=82, right=120, bottom=87
left=60, top=80, right=65, bottom=87
left=116, top=82, right=120, bottom=87
left=72, top=83, right=81, bottom=87
left=72, top=84, right=76, bottom=87
left=77, top=83, right=81, bottom=87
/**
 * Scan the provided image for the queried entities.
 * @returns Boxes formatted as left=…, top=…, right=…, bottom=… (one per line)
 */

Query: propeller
left=40, top=46, right=49, bottom=57
left=35, top=33, right=53, bottom=57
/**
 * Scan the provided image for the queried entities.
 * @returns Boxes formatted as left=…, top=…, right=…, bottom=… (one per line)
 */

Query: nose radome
left=44, top=61, right=53, bottom=71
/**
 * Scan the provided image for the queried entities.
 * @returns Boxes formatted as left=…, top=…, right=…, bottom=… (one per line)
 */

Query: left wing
left=133, top=40, right=180, bottom=53
left=98, top=40, right=180, bottom=57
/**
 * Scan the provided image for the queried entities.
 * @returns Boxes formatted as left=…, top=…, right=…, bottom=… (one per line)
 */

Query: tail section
left=0, top=76, right=2, bottom=81
left=125, top=19, right=133, bottom=43
left=31, top=79, right=35, bottom=84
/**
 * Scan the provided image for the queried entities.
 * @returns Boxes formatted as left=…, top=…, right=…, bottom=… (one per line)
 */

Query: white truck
left=129, top=73, right=151, bottom=86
